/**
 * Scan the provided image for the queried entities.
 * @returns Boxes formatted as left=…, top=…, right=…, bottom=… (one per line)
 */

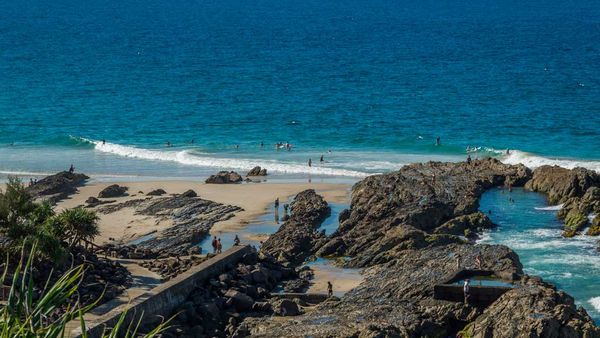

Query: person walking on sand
left=463, top=279, right=471, bottom=304
left=211, top=236, right=218, bottom=253
left=327, top=281, right=333, bottom=297
left=234, top=235, right=240, bottom=246
left=308, top=158, right=312, bottom=167
left=217, top=238, right=223, bottom=253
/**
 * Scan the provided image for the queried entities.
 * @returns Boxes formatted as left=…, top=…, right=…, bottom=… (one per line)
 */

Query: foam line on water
left=82, top=138, right=371, bottom=177
left=535, top=204, right=564, bottom=211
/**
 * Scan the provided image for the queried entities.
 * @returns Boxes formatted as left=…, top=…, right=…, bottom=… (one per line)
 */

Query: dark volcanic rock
left=134, top=194, right=243, bottom=257
left=98, top=184, right=129, bottom=198
left=525, top=166, right=600, bottom=237
left=260, top=189, right=330, bottom=264
left=146, top=188, right=167, bottom=196
left=320, top=159, right=530, bottom=267
left=85, top=196, right=114, bottom=208
left=205, top=171, right=243, bottom=184
left=464, top=280, right=599, bottom=337
left=26, top=171, right=89, bottom=204
left=247, top=166, right=268, bottom=177
left=244, top=243, right=525, bottom=337
left=525, top=166, right=600, bottom=204
left=180, top=189, right=197, bottom=198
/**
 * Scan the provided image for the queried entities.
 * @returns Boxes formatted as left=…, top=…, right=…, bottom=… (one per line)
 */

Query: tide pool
left=478, top=187, right=600, bottom=323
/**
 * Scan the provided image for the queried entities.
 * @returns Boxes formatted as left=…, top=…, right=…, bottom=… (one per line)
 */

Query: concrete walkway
left=65, top=258, right=162, bottom=336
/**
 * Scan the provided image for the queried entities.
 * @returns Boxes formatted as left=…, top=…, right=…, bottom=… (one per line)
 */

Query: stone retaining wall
left=70, top=245, right=253, bottom=338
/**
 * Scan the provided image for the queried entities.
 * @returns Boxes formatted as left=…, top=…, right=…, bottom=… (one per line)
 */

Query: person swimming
left=308, top=158, right=312, bottom=167
left=320, top=155, right=324, bottom=162
left=435, top=137, right=441, bottom=146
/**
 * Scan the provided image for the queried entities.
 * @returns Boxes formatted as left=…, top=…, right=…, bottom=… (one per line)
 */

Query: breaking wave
left=501, top=150, right=600, bottom=172
left=79, top=138, right=370, bottom=177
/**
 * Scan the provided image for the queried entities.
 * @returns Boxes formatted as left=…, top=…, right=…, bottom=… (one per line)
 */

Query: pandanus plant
left=0, top=243, right=172, bottom=338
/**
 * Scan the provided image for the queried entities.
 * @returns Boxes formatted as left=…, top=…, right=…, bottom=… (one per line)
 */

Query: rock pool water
left=478, top=187, right=600, bottom=323
left=198, top=200, right=363, bottom=296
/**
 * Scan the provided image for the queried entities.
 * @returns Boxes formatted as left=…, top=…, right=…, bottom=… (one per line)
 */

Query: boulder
left=225, top=289, right=254, bottom=312
left=247, top=166, right=268, bottom=177
left=274, top=299, right=300, bottom=316
left=180, top=189, right=197, bottom=198
left=146, top=189, right=167, bottom=196
left=98, top=184, right=128, bottom=198
left=205, top=171, right=243, bottom=184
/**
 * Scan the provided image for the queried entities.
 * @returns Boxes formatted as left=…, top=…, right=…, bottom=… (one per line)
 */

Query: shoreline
left=55, top=180, right=351, bottom=245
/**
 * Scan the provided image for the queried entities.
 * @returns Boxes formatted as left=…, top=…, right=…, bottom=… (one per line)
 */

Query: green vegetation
left=0, top=243, right=171, bottom=337
left=0, top=177, right=99, bottom=260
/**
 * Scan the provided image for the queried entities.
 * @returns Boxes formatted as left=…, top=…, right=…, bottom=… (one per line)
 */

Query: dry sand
left=56, top=181, right=351, bottom=245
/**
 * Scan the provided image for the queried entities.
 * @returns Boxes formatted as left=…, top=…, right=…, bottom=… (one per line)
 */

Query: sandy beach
left=55, top=180, right=351, bottom=245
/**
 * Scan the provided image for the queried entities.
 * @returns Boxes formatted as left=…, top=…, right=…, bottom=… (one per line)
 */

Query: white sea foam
left=535, top=204, right=564, bottom=211
left=589, top=297, right=600, bottom=312
left=84, top=138, right=371, bottom=177
left=588, top=214, right=596, bottom=223
left=501, top=150, right=600, bottom=172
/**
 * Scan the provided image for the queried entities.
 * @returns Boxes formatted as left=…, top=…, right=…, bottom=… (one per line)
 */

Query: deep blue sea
left=1, top=0, right=599, bottom=180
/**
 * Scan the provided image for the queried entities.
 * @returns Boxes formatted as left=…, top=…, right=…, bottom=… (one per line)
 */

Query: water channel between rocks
left=478, top=187, right=600, bottom=323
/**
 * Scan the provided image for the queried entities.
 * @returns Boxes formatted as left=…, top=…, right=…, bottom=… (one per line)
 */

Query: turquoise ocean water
left=1, top=0, right=599, bottom=180
left=479, top=188, right=600, bottom=323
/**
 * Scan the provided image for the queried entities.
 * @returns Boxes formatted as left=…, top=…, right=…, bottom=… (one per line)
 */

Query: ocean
left=1, top=0, right=599, bottom=180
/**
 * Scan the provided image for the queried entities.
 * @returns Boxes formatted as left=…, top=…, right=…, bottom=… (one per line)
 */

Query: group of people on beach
left=210, top=235, right=242, bottom=254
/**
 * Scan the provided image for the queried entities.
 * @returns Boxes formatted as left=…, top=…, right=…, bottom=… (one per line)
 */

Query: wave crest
left=83, top=138, right=370, bottom=177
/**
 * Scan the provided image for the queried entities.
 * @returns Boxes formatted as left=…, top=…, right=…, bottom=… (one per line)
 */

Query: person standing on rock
left=327, top=281, right=333, bottom=298
left=463, top=279, right=470, bottom=304
left=467, top=154, right=472, bottom=164
left=234, top=235, right=240, bottom=246
left=211, top=236, right=218, bottom=253
left=69, top=164, right=75, bottom=173
left=217, top=238, right=223, bottom=253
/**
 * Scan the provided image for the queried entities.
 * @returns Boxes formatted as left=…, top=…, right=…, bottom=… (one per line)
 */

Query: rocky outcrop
left=205, top=171, right=243, bottom=184
left=462, top=279, right=599, bottom=337
left=141, top=250, right=305, bottom=338
left=526, top=166, right=600, bottom=237
left=98, top=184, right=128, bottom=198
left=260, top=189, right=330, bottom=265
left=134, top=194, right=242, bottom=257
left=26, top=171, right=89, bottom=204
left=247, top=166, right=268, bottom=176
left=525, top=166, right=600, bottom=204
left=243, top=243, right=527, bottom=337
left=322, top=159, right=530, bottom=267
